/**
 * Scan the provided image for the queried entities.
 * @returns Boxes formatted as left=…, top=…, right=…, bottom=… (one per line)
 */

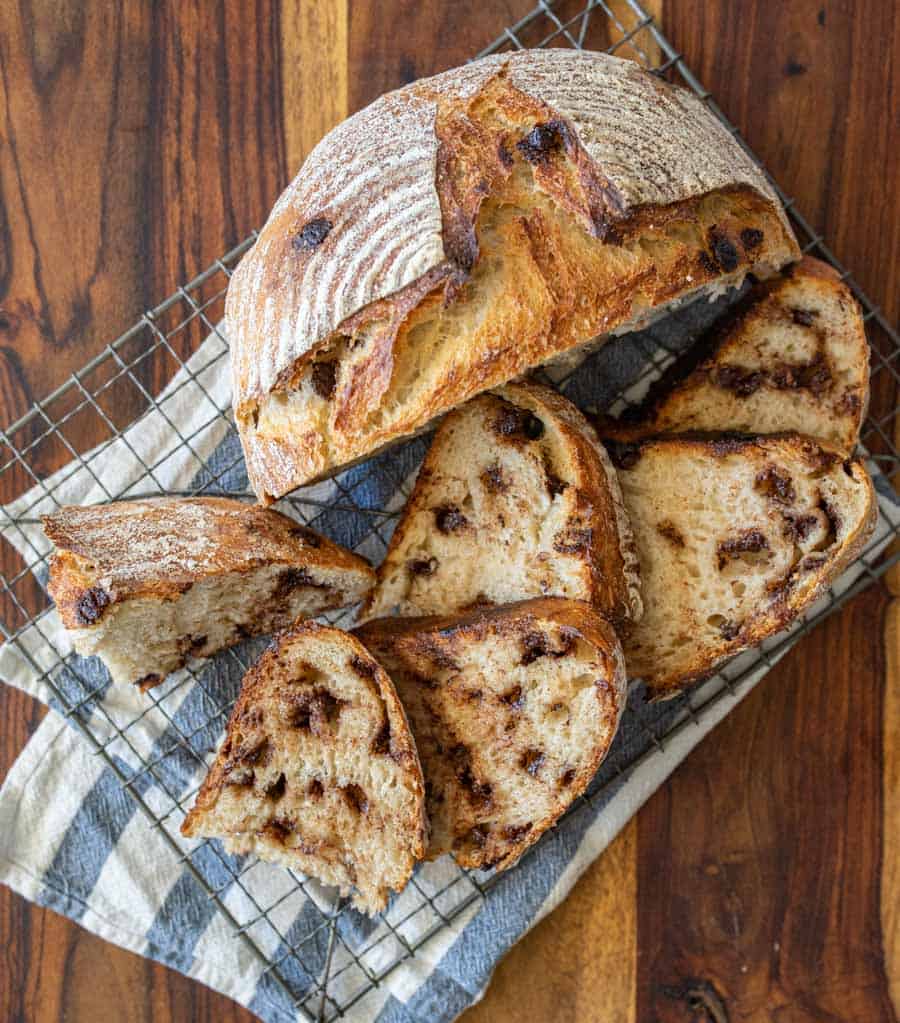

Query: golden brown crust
left=359, top=596, right=621, bottom=654
left=240, top=186, right=796, bottom=502
left=228, top=50, right=800, bottom=500
left=44, top=497, right=374, bottom=629
left=790, top=253, right=842, bottom=282
left=230, top=52, right=795, bottom=403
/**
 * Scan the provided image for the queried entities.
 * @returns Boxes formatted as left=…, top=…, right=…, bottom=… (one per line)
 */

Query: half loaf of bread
left=227, top=49, right=800, bottom=501
left=603, top=434, right=876, bottom=697
left=357, top=598, right=626, bottom=871
left=181, top=621, right=426, bottom=914
left=612, top=257, right=869, bottom=449
left=362, top=382, right=641, bottom=624
left=44, top=497, right=375, bottom=689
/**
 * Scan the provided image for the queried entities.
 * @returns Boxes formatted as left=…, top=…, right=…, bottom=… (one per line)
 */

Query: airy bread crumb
left=358, top=598, right=626, bottom=871
left=362, top=382, right=641, bottom=624
left=181, top=621, right=426, bottom=914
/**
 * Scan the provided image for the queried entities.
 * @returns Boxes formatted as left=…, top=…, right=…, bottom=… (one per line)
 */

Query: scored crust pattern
left=229, top=49, right=791, bottom=410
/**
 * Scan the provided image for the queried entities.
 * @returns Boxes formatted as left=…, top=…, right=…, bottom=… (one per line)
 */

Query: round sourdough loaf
left=227, top=49, right=800, bottom=501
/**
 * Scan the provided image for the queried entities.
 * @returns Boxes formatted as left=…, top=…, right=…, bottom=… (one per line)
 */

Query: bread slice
left=228, top=49, right=799, bottom=500
left=357, top=598, right=626, bottom=871
left=612, top=257, right=869, bottom=450
left=361, top=382, right=641, bottom=625
left=44, top=497, right=375, bottom=689
left=602, top=434, right=876, bottom=697
left=181, top=621, right=426, bottom=913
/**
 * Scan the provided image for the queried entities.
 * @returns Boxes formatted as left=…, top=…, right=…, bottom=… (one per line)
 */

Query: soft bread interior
left=615, top=437, right=875, bottom=695
left=359, top=601, right=625, bottom=871
left=181, top=625, right=425, bottom=914
left=67, top=561, right=370, bottom=688
left=364, top=386, right=639, bottom=623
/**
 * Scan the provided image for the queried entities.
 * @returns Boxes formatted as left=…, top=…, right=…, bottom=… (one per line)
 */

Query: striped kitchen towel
left=1, top=306, right=896, bottom=1023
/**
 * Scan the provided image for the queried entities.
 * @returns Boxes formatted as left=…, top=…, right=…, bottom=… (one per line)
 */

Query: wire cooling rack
left=1, top=2, right=899, bottom=1020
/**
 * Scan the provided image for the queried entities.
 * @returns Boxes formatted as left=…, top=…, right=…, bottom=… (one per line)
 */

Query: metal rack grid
left=0, top=2, right=897, bottom=1020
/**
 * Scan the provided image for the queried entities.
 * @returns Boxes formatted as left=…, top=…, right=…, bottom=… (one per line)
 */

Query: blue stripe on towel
left=38, top=754, right=153, bottom=920
left=47, top=655, right=112, bottom=723
left=144, top=839, right=243, bottom=973
left=122, top=645, right=273, bottom=970
left=37, top=641, right=255, bottom=918
left=188, top=430, right=249, bottom=493
left=374, top=772, right=631, bottom=1023
left=248, top=900, right=335, bottom=1021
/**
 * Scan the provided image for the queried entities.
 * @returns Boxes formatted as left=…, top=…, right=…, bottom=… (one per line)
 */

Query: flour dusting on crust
left=228, top=50, right=788, bottom=410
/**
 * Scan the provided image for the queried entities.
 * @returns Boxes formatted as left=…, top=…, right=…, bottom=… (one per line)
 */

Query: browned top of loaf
left=228, top=48, right=795, bottom=410
left=44, top=497, right=372, bottom=627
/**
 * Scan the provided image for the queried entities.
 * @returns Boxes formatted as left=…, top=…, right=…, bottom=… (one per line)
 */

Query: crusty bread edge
left=361, top=382, right=642, bottom=624
left=493, top=381, right=643, bottom=623
left=241, top=250, right=797, bottom=503
left=606, top=256, right=870, bottom=451
left=43, top=498, right=375, bottom=630
left=229, top=49, right=798, bottom=413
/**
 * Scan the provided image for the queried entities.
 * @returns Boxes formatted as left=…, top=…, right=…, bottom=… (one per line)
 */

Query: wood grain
left=141, top=0, right=286, bottom=383
left=883, top=395, right=900, bottom=1019
left=347, top=0, right=520, bottom=99
left=280, top=0, right=348, bottom=176
left=0, top=2, right=897, bottom=1022
left=0, top=2, right=151, bottom=409
left=633, top=5, right=899, bottom=1021
left=638, top=588, right=895, bottom=1023
left=661, top=0, right=899, bottom=324
left=884, top=603, right=900, bottom=1017
left=0, top=2, right=290, bottom=1021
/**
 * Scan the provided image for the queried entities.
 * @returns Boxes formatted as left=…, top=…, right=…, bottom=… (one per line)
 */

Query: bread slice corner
left=181, top=620, right=426, bottom=914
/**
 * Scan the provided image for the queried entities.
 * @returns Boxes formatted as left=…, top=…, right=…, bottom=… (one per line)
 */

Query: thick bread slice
left=44, top=498, right=375, bottom=689
left=181, top=622, right=426, bottom=914
left=228, top=49, right=799, bottom=500
left=604, top=434, right=876, bottom=697
left=612, top=257, right=869, bottom=450
left=361, top=382, right=641, bottom=624
left=357, top=598, right=626, bottom=871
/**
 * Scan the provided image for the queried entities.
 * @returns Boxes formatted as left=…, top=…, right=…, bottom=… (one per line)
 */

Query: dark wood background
left=1, top=1, right=898, bottom=1020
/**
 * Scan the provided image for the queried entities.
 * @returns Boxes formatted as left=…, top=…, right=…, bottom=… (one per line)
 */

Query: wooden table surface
left=1, top=2, right=898, bottom=1021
